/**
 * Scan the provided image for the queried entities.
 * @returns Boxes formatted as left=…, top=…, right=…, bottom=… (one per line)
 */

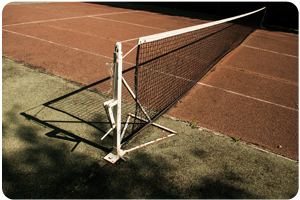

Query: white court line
left=197, top=82, right=298, bottom=112
left=218, top=64, right=298, bottom=86
left=89, top=16, right=167, bottom=31
left=241, top=44, right=298, bottom=58
left=2, top=29, right=135, bottom=66
left=2, top=10, right=140, bottom=27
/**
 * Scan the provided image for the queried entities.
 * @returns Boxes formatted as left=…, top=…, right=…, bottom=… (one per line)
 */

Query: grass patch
left=232, top=136, right=240, bottom=143
left=191, top=116, right=198, bottom=128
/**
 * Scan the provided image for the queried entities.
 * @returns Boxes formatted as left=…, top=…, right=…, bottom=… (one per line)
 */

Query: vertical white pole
left=113, top=42, right=123, bottom=156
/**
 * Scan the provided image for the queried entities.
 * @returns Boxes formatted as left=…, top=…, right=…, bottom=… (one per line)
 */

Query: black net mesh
left=132, top=8, right=265, bottom=137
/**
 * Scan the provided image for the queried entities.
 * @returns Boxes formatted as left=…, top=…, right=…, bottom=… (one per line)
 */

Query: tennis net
left=125, top=7, right=266, bottom=140
left=99, top=7, right=266, bottom=162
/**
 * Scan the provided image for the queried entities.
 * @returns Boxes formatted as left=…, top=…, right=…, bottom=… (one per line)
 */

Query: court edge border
left=164, top=114, right=298, bottom=163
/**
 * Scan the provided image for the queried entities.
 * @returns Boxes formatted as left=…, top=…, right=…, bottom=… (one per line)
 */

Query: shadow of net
left=21, top=66, right=149, bottom=151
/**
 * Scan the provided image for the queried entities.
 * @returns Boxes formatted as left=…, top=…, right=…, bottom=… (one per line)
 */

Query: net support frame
left=104, top=42, right=177, bottom=164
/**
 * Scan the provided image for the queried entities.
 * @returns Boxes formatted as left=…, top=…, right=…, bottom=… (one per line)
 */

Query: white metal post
left=113, top=42, right=123, bottom=155
left=104, top=42, right=125, bottom=163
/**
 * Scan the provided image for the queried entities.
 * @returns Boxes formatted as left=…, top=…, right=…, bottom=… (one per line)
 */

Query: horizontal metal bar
left=103, top=99, right=118, bottom=107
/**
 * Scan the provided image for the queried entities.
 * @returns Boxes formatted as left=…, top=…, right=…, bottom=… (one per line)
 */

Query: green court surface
left=2, top=57, right=298, bottom=199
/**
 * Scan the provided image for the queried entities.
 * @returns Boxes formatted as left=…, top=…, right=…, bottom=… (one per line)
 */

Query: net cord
left=138, top=7, right=265, bottom=44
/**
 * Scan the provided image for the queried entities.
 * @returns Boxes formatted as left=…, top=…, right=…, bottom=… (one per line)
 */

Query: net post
left=113, top=42, right=123, bottom=156
left=104, top=42, right=125, bottom=163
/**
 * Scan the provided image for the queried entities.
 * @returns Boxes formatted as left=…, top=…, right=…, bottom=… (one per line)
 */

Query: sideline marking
left=2, top=11, right=140, bottom=27
left=89, top=16, right=167, bottom=31
left=241, top=44, right=298, bottom=58
left=197, top=82, right=298, bottom=112
left=218, top=64, right=298, bottom=86
left=2, top=29, right=135, bottom=66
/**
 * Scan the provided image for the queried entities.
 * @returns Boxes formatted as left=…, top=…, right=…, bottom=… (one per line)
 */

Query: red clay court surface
left=2, top=2, right=298, bottom=160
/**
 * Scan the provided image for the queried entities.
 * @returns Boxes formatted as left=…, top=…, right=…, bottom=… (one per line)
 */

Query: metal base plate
left=104, top=152, right=121, bottom=164
left=104, top=150, right=126, bottom=164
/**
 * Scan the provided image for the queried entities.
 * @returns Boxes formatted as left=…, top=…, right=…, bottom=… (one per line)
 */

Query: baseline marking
left=2, top=11, right=140, bottom=27
left=2, top=29, right=135, bottom=66
left=197, top=82, right=298, bottom=112
left=241, top=44, right=298, bottom=58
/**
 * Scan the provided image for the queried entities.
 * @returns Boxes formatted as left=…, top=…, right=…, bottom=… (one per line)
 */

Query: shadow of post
left=20, top=112, right=111, bottom=153
left=18, top=72, right=123, bottom=153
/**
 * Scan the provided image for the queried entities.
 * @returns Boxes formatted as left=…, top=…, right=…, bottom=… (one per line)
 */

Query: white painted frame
left=103, top=42, right=177, bottom=164
left=104, top=42, right=126, bottom=163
